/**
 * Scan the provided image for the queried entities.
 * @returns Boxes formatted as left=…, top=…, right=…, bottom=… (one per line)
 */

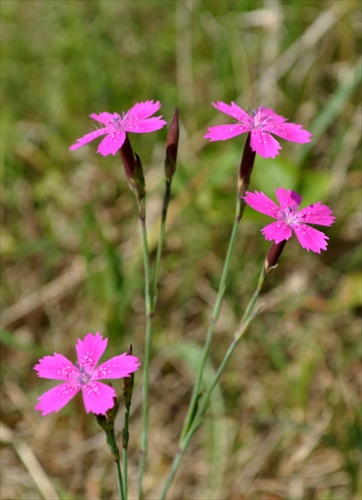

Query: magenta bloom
left=34, top=333, right=141, bottom=415
left=69, top=100, right=167, bottom=156
left=204, top=102, right=311, bottom=158
left=244, top=188, right=335, bottom=253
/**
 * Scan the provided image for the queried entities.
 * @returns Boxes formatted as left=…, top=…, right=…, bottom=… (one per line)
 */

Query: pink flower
left=69, top=100, right=167, bottom=156
left=34, top=333, right=141, bottom=415
left=244, top=188, right=335, bottom=253
left=204, top=102, right=311, bottom=158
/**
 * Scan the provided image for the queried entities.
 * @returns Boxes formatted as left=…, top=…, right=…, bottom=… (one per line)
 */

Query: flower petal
left=34, top=353, right=78, bottom=380
left=76, top=332, right=107, bottom=371
left=292, top=224, right=329, bottom=253
left=261, top=221, right=293, bottom=243
left=81, top=381, right=117, bottom=414
left=127, top=100, right=162, bottom=120
left=263, top=120, right=312, bottom=143
left=211, top=101, right=252, bottom=123
left=297, top=202, right=335, bottom=226
left=35, top=382, right=81, bottom=415
left=126, top=116, right=167, bottom=133
left=97, top=131, right=126, bottom=156
left=93, top=354, right=141, bottom=380
left=275, top=188, right=302, bottom=211
left=257, top=107, right=288, bottom=124
left=244, top=191, right=279, bottom=218
left=89, top=112, right=121, bottom=126
left=250, top=130, right=281, bottom=158
left=69, top=128, right=109, bottom=151
left=204, top=124, right=248, bottom=141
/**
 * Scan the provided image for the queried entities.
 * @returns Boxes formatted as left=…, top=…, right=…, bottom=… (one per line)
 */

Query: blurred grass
left=1, top=1, right=361, bottom=499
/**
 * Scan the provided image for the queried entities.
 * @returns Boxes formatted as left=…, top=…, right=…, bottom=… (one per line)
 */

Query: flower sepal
left=95, top=392, right=120, bottom=429
left=264, top=241, right=287, bottom=273
left=95, top=394, right=121, bottom=462
left=165, top=107, right=179, bottom=181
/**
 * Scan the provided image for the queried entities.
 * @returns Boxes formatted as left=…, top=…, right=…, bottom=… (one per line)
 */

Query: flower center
left=111, top=113, right=137, bottom=132
left=74, top=364, right=92, bottom=385
left=112, top=116, right=124, bottom=131
left=279, top=205, right=297, bottom=225
left=250, top=107, right=270, bottom=129
left=285, top=206, right=294, bottom=224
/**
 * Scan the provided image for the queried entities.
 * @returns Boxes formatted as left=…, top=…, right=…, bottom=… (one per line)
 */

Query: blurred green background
left=1, top=1, right=361, bottom=499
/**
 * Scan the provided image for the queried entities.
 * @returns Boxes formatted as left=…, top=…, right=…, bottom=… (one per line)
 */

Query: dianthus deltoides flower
left=34, top=333, right=141, bottom=415
left=204, top=102, right=311, bottom=159
left=69, top=100, right=167, bottom=156
left=244, top=188, right=335, bottom=253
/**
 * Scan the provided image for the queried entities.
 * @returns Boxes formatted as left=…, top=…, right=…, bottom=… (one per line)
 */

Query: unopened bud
left=122, top=345, right=135, bottom=407
left=119, top=134, right=146, bottom=205
left=264, top=241, right=287, bottom=272
left=165, top=107, right=179, bottom=181
left=119, top=134, right=136, bottom=181
left=238, top=132, right=256, bottom=197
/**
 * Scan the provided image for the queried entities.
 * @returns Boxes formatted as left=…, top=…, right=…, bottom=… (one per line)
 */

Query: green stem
left=138, top=176, right=173, bottom=498
left=151, top=178, right=172, bottom=307
left=122, top=404, right=130, bottom=499
left=160, top=261, right=269, bottom=499
left=237, top=265, right=266, bottom=335
left=138, top=208, right=153, bottom=500
left=138, top=164, right=174, bottom=498
left=180, top=194, right=243, bottom=442
left=114, top=458, right=125, bottom=500
left=104, top=427, right=125, bottom=500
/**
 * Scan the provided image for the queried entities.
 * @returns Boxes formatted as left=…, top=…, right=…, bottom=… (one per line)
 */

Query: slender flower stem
left=104, top=426, right=125, bottom=500
left=179, top=133, right=255, bottom=443
left=151, top=178, right=172, bottom=307
left=122, top=348, right=135, bottom=500
left=115, top=458, right=125, bottom=500
left=95, top=404, right=125, bottom=500
left=122, top=403, right=130, bottom=498
left=180, top=193, right=243, bottom=442
left=160, top=256, right=273, bottom=500
left=136, top=107, right=178, bottom=497
left=139, top=112, right=177, bottom=493
left=138, top=206, right=153, bottom=500
left=152, top=107, right=179, bottom=306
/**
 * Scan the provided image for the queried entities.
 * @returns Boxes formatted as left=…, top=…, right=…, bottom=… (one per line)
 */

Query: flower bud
left=119, top=134, right=146, bottom=204
left=165, top=107, right=179, bottom=181
left=264, top=241, right=287, bottom=273
left=238, top=132, right=256, bottom=197
left=122, top=344, right=135, bottom=407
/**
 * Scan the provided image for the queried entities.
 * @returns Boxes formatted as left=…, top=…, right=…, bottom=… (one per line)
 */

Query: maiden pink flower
left=204, top=102, right=311, bottom=158
left=244, top=188, right=335, bottom=253
left=69, top=100, right=167, bottom=156
left=34, top=332, right=141, bottom=415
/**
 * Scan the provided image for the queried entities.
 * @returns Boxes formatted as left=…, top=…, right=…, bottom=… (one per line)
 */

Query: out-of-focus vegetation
left=1, top=1, right=361, bottom=499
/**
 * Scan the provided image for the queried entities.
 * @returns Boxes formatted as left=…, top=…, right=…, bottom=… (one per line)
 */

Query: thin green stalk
left=237, top=265, right=266, bottom=334
left=122, top=359, right=136, bottom=500
left=122, top=404, right=130, bottom=498
left=103, top=425, right=125, bottom=500
left=160, top=262, right=269, bottom=499
left=192, top=266, right=268, bottom=435
left=95, top=403, right=124, bottom=499
left=138, top=175, right=173, bottom=497
left=180, top=194, right=243, bottom=442
left=138, top=209, right=153, bottom=500
left=151, top=179, right=172, bottom=307
left=159, top=441, right=187, bottom=500
left=114, top=458, right=125, bottom=500
left=137, top=156, right=174, bottom=498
